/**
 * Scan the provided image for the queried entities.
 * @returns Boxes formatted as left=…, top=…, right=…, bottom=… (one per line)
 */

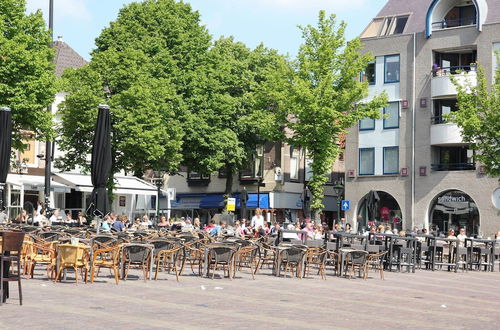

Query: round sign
left=492, top=187, right=500, bottom=210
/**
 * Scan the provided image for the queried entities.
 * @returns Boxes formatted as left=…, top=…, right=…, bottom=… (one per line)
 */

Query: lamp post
left=332, top=182, right=344, bottom=225
left=44, top=0, right=54, bottom=212
left=153, top=170, right=166, bottom=225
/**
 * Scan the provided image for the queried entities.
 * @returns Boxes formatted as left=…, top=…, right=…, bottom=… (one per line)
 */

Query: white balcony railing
left=430, top=122, right=464, bottom=146
left=431, top=67, right=477, bottom=98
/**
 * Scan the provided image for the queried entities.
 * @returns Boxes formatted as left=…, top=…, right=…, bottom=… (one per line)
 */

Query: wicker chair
left=304, top=248, right=327, bottom=279
left=28, top=241, right=57, bottom=279
left=122, top=244, right=153, bottom=281
left=366, top=251, right=388, bottom=280
left=91, top=245, right=121, bottom=284
left=154, top=246, right=183, bottom=281
left=1, top=231, right=25, bottom=305
left=345, top=250, right=369, bottom=279
left=233, top=244, right=259, bottom=279
left=54, top=244, right=90, bottom=284
left=207, top=246, right=237, bottom=280
left=281, top=246, right=307, bottom=279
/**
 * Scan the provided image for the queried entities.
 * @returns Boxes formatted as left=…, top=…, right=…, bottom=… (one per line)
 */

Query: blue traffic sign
left=341, top=200, right=350, bottom=211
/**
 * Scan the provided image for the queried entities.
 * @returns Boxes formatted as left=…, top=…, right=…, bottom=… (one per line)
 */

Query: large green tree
left=262, top=11, right=387, bottom=214
left=0, top=0, right=56, bottom=150
left=183, top=37, right=282, bottom=194
left=450, top=65, right=500, bottom=179
left=57, top=0, right=211, bottom=176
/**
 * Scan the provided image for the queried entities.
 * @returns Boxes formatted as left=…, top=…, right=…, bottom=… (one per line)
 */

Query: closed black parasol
left=366, top=190, right=380, bottom=222
left=90, top=105, right=112, bottom=224
left=302, top=186, right=312, bottom=219
left=0, top=107, right=12, bottom=211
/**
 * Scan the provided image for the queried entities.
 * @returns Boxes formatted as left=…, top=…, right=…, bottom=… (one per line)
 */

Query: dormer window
left=361, top=15, right=409, bottom=38
left=426, top=0, right=488, bottom=38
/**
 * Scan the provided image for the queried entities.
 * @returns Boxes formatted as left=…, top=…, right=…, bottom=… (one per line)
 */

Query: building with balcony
left=164, top=141, right=345, bottom=227
left=345, top=0, right=499, bottom=236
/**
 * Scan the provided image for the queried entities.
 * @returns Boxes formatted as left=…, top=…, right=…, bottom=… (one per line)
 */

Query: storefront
left=357, top=190, right=402, bottom=231
left=429, top=190, right=479, bottom=236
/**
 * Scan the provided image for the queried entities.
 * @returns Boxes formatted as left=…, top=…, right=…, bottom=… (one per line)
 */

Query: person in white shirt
left=457, top=228, right=468, bottom=246
left=49, top=209, right=60, bottom=224
left=251, top=208, right=264, bottom=229
left=141, top=215, right=152, bottom=228
left=34, top=209, right=48, bottom=227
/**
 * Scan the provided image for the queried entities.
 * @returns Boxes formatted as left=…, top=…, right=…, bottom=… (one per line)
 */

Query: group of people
left=4, top=202, right=87, bottom=227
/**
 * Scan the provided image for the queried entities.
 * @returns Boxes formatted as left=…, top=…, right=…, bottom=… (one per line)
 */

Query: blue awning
left=235, top=193, right=269, bottom=209
left=199, top=194, right=225, bottom=209
left=198, top=192, right=270, bottom=209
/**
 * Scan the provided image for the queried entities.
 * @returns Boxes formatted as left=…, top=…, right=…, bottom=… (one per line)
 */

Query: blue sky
left=26, top=0, right=386, bottom=60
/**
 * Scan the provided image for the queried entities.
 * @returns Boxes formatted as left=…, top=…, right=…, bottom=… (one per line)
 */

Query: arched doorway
left=357, top=191, right=402, bottom=232
left=429, top=190, right=479, bottom=236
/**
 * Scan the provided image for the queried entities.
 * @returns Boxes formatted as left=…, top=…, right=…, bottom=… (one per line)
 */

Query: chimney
left=57, top=36, right=64, bottom=42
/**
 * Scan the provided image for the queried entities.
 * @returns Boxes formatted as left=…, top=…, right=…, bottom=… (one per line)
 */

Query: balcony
left=431, top=67, right=476, bottom=98
left=430, top=122, right=464, bottom=145
left=431, top=162, right=475, bottom=171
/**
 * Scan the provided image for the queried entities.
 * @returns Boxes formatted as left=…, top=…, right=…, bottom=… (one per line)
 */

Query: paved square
left=1, top=266, right=500, bottom=329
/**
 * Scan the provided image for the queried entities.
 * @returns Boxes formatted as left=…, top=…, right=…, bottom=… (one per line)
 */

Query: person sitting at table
left=384, top=226, right=393, bottom=234
left=303, top=222, right=315, bottom=239
left=112, top=215, right=125, bottom=232
left=270, top=222, right=281, bottom=235
left=157, top=216, right=170, bottom=229
left=13, top=209, right=28, bottom=224
left=141, top=215, right=152, bottom=228
left=446, top=228, right=456, bottom=239
left=344, top=223, right=352, bottom=234
left=210, top=220, right=226, bottom=237
left=65, top=211, right=75, bottom=225
left=33, top=208, right=48, bottom=227
left=204, top=220, right=216, bottom=233
left=193, top=217, right=201, bottom=231
left=101, top=215, right=112, bottom=231
left=313, top=224, right=324, bottom=240
left=77, top=212, right=87, bottom=226
left=131, top=217, right=142, bottom=231
left=48, top=209, right=60, bottom=224
left=233, top=220, right=244, bottom=237
left=183, top=219, right=194, bottom=232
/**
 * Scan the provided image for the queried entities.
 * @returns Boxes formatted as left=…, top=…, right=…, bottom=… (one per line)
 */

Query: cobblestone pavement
left=1, top=265, right=500, bottom=330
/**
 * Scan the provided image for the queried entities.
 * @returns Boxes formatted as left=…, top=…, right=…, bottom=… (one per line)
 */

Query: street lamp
left=44, top=0, right=55, bottom=212
left=332, top=182, right=344, bottom=225
left=152, top=170, right=166, bottom=224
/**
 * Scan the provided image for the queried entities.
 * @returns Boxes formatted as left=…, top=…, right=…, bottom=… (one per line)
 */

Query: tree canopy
left=0, top=0, right=56, bottom=150
left=451, top=65, right=500, bottom=179
left=183, top=37, right=282, bottom=193
left=57, top=0, right=211, bottom=176
left=262, top=11, right=387, bottom=213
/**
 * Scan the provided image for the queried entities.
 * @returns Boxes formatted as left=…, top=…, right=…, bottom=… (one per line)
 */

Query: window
left=384, top=55, right=400, bottom=83
left=360, top=18, right=383, bottom=38
left=305, top=156, right=313, bottom=181
left=359, top=148, right=375, bottom=175
left=383, top=102, right=399, bottom=129
left=359, top=117, right=375, bottom=130
left=383, top=147, right=399, bottom=175
left=290, top=146, right=299, bottom=180
left=360, top=62, right=376, bottom=84
left=433, top=99, right=458, bottom=124
left=188, top=171, right=210, bottom=180
left=380, top=17, right=393, bottom=36
left=241, top=146, right=264, bottom=179
left=394, top=16, right=408, bottom=34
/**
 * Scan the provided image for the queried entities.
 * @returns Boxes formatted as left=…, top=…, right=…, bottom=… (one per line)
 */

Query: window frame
left=383, top=146, right=399, bottom=175
left=359, top=148, right=375, bottom=176
left=359, top=117, right=376, bottom=131
left=384, top=54, right=400, bottom=84
left=383, top=102, right=400, bottom=129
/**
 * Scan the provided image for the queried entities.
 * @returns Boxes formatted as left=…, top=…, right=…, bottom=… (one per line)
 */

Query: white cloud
left=26, top=0, right=91, bottom=22
left=236, top=0, right=371, bottom=13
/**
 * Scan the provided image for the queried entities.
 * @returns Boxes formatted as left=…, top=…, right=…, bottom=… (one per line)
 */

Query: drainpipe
left=411, top=33, right=416, bottom=229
